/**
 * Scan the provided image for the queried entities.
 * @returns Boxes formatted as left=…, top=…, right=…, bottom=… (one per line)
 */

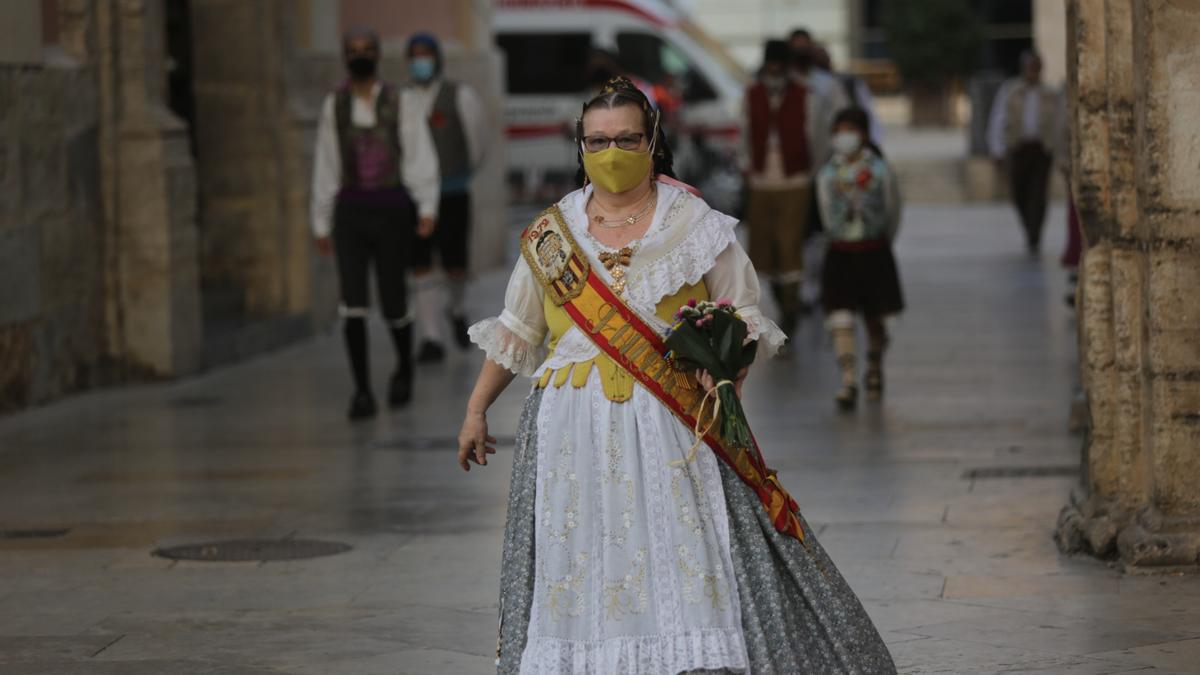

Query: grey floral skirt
left=497, top=390, right=896, bottom=674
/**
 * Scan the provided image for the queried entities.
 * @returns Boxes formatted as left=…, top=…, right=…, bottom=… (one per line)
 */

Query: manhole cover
left=153, top=538, right=352, bottom=562
left=963, top=465, right=1079, bottom=480
left=0, top=528, right=70, bottom=539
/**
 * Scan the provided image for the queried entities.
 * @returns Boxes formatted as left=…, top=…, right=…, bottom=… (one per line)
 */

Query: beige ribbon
left=671, top=379, right=734, bottom=467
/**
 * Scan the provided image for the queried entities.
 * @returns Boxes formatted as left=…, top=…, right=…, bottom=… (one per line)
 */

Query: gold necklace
left=598, top=245, right=636, bottom=295
left=590, top=187, right=656, bottom=228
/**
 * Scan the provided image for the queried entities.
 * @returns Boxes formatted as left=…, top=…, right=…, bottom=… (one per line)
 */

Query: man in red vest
left=745, top=40, right=811, bottom=342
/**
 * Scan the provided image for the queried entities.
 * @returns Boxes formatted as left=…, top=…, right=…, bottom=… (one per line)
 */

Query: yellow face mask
left=582, top=145, right=653, bottom=193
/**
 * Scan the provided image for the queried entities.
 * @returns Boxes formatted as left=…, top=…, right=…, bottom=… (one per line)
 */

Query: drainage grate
left=963, top=465, right=1079, bottom=480
left=0, top=528, right=71, bottom=539
left=369, top=435, right=515, bottom=450
left=153, top=538, right=352, bottom=562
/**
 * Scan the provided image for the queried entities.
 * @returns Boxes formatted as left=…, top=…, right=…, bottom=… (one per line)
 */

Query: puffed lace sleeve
left=467, top=256, right=549, bottom=376
left=704, top=239, right=788, bottom=359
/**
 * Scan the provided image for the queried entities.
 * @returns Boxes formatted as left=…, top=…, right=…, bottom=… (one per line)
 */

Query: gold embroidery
left=545, top=552, right=589, bottom=620
left=602, top=548, right=649, bottom=619
left=590, top=302, right=619, bottom=335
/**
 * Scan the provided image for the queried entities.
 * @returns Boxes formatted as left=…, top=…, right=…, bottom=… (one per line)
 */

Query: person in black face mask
left=310, top=26, right=442, bottom=420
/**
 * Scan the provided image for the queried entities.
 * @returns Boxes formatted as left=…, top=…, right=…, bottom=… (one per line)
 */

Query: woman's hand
left=696, top=368, right=750, bottom=398
left=457, top=411, right=496, bottom=471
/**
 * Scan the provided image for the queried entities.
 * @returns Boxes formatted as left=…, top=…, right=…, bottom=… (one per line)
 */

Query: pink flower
left=716, top=298, right=732, bottom=308
left=686, top=298, right=698, bottom=308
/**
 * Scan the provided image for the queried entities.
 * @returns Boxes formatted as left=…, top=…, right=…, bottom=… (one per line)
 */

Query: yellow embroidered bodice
left=536, top=280, right=710, bottom=402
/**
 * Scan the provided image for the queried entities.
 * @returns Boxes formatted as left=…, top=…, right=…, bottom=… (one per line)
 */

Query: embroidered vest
left=535, top=281, right=710, bottom=403
left=335, top=84, right=402, bottom=190
left=818, top=152, right=891, bottom=242
left=428, top=81, right=471, bottom=190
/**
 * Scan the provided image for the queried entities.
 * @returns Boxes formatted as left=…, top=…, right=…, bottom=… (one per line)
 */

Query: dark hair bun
left=599, top=75, right=639, bottom=96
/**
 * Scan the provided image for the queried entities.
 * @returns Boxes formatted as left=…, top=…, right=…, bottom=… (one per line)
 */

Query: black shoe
left=348, top=391, right=377, bottom=421
left=416, top=341, right=445, bottom=364
left=450, top=314, right=471, bottom=350
left=388, top=369, right=412, bottom=408
left=865, top=369, right=883, bottom=402
left=835, top=384, right=858, bottom=412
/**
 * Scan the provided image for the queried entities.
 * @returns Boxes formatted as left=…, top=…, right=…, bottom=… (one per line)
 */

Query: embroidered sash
left=520, top=206, right=806, bottom=543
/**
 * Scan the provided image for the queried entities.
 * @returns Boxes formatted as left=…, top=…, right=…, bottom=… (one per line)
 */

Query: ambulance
left=493, top=0, right=748, bottom=213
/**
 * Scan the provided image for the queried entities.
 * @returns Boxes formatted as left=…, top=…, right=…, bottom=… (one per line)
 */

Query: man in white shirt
left=311, top=27, right=440, bottom=420
left=789, top=29, right=851, bottom=315
left=789, top=30, right=852, bottom=175
left=986, top=51, right=1063, bottom=254
left=405, top=32, right=491, bottom=364
left=813, top=43, right=885, bottom=146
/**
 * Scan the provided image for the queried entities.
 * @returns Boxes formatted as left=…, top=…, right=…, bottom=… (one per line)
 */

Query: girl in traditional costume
left=816, top=108, right=905, bottom=411
left=457, top=78, right=895, bottom=674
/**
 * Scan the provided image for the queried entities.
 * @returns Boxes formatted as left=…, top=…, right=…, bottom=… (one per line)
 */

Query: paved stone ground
left=1, top=203, right=1198, bottom=674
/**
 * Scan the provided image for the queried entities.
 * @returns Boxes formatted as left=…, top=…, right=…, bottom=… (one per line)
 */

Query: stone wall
left=0, top=64, right=106, bottom=412
left=0, top=0, right=205, bottom=412
left=191, top=0, right=309, bottom=318
left=1057, top=0, right=1200, bottom=571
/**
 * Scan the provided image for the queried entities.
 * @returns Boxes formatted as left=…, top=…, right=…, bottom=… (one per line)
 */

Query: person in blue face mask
left=405, top=32, right=491, bottom=364
left=310, top=26, right=441, bottom=420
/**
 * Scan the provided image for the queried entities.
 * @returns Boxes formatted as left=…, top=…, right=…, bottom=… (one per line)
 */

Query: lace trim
left=536, top=326, right=601, bottom=376
left=740, top=307, right=788, bottom=359
left=468, top=317, right=547, bottom=377
left=519, top=628, right=747, bottom=675
left=625, top=205, right=739, bottom=311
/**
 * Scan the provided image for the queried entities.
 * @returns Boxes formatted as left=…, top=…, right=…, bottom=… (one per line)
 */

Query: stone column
left=190, top=0, right=298, bottom=317
left=103, top=0, right=203, bottom=376
left=1057, top=0, right=1200, bottom=571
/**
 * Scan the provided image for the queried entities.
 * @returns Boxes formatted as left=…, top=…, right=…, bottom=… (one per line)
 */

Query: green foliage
left=883, top=0, right=984, bottom=85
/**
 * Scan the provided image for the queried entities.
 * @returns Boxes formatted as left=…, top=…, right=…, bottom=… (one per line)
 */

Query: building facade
left=0, top=0, right=503, bottom=413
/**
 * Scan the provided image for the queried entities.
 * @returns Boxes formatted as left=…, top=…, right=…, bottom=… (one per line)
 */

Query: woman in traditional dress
left=816, top=107, right=905, bottom=411
left=457, top=78, right=896, bottom=674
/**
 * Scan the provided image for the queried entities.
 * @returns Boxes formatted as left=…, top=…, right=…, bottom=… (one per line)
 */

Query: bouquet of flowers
left=665, top=299, right=759, bottom=449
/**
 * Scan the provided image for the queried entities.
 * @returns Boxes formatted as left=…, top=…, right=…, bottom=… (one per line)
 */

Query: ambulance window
left=497, top=33, right=591, bottom=94
left=616, top=32, right=717, bottom=103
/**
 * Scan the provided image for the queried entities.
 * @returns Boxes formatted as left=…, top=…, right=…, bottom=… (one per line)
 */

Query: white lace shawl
left=471, top=183, right=787, bottom=376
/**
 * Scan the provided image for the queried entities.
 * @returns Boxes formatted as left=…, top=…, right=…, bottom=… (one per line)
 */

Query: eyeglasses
left=581, top=133, right=647, bottom=153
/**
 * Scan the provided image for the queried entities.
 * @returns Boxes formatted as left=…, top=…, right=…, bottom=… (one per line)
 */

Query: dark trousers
left=1008, top=144, right=1053, bottom=250
left=412, top=192, right=471, bottom=272
left=332, top=200, right=414, bottom=320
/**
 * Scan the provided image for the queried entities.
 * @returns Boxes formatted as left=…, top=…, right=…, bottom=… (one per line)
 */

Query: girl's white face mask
left=832, top=130, right=863, bottom=156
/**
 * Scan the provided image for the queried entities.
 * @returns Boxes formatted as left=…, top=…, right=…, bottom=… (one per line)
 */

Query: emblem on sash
left=520, top=206, right=590, bottom=306
left=516, top=204, right=808, bottom=545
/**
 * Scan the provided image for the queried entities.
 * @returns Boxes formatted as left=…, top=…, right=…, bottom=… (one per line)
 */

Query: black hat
left=764, top=40, right=790, bottom=66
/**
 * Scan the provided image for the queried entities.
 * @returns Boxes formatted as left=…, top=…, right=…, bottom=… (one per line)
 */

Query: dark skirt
left=821, top=242, right=905, bottom=317
left=497, top=390, right=897, bottom=674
